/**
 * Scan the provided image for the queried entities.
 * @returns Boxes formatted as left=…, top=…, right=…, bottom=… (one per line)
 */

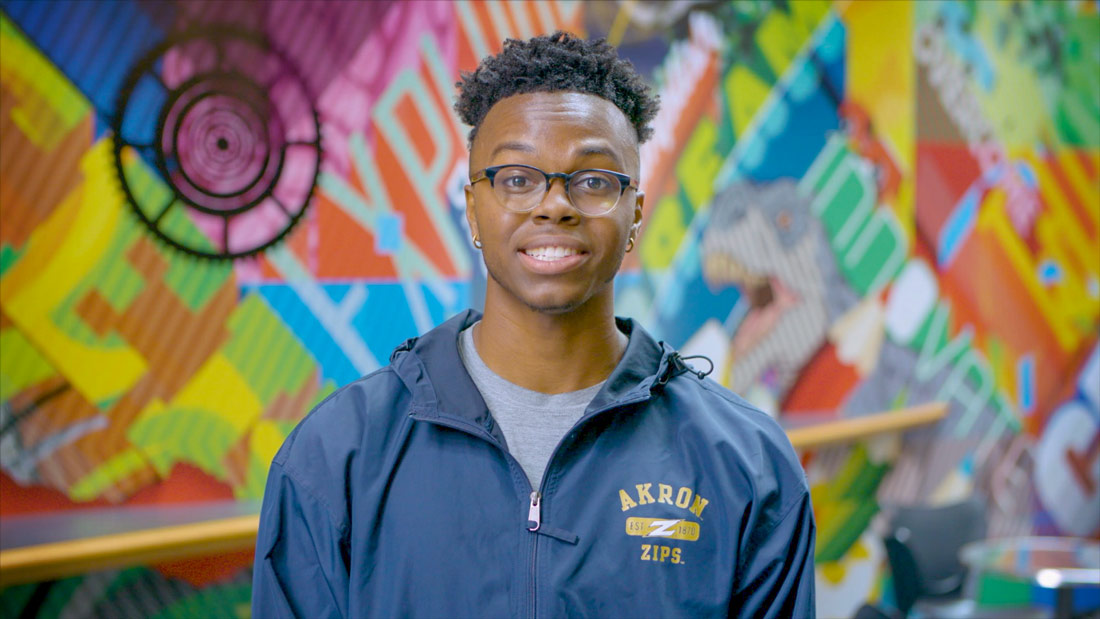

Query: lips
left=523, top=246, right=582, bottom=261
left=517, top=237, right=589, bottom=274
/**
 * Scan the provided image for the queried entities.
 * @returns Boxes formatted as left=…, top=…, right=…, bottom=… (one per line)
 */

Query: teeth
left=524, top=246, right=579, bottom=261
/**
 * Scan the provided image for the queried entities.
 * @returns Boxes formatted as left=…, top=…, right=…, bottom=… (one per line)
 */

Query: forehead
left=471, top=91, right=638, bottom=169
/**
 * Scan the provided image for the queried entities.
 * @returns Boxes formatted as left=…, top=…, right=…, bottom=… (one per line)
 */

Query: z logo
left=646, top=519, right=681, bottom=537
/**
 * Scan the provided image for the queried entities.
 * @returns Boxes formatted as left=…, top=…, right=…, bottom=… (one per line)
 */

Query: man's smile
left=517, top=237, right=590, bottom=274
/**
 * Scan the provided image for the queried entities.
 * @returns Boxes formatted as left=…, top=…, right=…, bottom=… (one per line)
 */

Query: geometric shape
left=1037, top=259, right=1063, bottom=287
left=1079, top=345, right=1100, bottom=412
left=374, top=212, right=404, bottom=256
left=885, top=259, right=939, bottom=345
left=112, top=27, right=322, bottom=260
left=1034, top=400, right=1100, bottom=537
left=1017, top=354, right=1036, bottom=415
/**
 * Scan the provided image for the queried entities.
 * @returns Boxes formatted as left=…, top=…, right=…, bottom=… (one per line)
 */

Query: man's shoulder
left=664, top=374, right=808, bottom=493
left=274, top=366, right=412, bottom=472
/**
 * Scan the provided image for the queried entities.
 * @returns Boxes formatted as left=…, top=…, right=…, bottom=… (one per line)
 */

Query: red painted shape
left=0, top=463, right=235, bottom=517
left=154, top=549, right=255, bottom=588
left=780, top=343, right=861, bottom=416
left=1066, top=429, right=1100, bottom=496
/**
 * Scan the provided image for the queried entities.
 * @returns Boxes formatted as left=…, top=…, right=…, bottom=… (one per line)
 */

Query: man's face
left=465, top=91, right=644, bottom=315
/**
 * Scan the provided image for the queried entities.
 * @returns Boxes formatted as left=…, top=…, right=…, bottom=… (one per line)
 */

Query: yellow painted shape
left=0, top=17, right=90, bottom=149
left=0, top=327, right=56, bottom=401
left=1026, top=151, right=1100, bottom=290
left=1056, top=149, right=1100, bottom=229
left=675, top=117, right=722, bottom=210
left=725, top=65, right=772, bottom=137
left=840, top=0, right=915, bottom=228
left=69, top=446, right=151, bottom=502
left=0, top=141, right=147, bottom=402
left=167, top=353, right=263, bottom=435
left=639, top=195, right=687, bottom=271
left=248, top=419, right=288, bottom=471
left=754, top=1, right=828, bottom=79
left=976, top=190, right=1081, bottom=351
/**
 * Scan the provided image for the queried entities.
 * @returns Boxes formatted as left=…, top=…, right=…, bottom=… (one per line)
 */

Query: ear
left=465, top=184, right=479, bottom=239
left=631, top=190, right=644, bottom=238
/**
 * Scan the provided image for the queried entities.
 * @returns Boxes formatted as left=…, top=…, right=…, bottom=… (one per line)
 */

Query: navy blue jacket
left=253, top=310, right=815, bottom=618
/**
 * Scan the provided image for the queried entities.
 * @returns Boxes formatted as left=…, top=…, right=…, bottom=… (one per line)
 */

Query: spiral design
left=112, top=28, right=321, bottom=259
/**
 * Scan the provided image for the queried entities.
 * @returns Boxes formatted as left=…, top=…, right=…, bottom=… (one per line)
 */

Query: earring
left=625, top=237, right=635, bottom=253
left=472, top=234, right=483, bottom=249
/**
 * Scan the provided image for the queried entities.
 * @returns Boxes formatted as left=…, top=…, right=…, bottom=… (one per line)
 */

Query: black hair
left=454, top=31, right=660, bottom=146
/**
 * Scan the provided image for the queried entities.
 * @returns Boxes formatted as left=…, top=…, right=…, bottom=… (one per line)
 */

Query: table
left=960, top=536, right=1100, bottom=618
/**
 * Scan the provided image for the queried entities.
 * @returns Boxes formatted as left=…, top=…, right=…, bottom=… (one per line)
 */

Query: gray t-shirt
left=458, top=325, right=604, bottom=489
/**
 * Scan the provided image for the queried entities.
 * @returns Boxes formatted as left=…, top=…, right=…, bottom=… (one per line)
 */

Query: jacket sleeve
left=252, top=459, right=349, bottom=619
left=729, top=489, right=816, bottom=618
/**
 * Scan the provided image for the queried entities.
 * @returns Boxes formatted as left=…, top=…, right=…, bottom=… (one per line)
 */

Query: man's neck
left=474, top=292, right=627, bottom=394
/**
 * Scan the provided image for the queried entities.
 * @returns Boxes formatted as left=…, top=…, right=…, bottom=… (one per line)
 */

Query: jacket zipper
left=523, top=392, right=653, bottom=619
left=528, top=491, right=540, bottom=619
left=410, top=388, right=657, bottom=619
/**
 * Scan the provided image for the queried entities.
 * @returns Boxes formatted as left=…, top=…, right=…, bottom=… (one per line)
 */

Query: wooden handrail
left=786, top=401, right=948, bottom=449
left=0, top=514, right=259, bottom=586
left=0, top=403, right=947, bottom=585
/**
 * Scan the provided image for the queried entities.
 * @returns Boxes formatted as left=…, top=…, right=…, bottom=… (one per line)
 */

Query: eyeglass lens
left=492, top=166, right=622, bottom=215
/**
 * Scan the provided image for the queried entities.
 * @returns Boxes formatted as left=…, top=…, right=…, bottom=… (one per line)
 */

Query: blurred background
left=0, top=0, right=1096, bottom=617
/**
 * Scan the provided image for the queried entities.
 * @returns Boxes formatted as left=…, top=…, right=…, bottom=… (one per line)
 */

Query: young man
left=253, top=32, right=814, bottom=618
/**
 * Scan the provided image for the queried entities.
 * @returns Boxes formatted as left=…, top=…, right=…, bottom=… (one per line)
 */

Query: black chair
left=882, top=496, right=987, bottom=618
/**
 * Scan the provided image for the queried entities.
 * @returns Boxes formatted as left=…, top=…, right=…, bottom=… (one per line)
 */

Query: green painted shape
left=47, top=215, right=143, bottom=350
left=0, top=243, right=22, bottom=276
left=118, top=153, right=231, bottom=310
left=163, top=256, right=232, bottom=313
left=222, top=293, right=316, bottom=406
left=0, top=582, right=37, bottom=618
left=241, top=450, right=273, bottom=500
left=0, top=328, right=56, bottom=401
left=152, top=581, right=252, bottom=619
left=0, top=571, right=88, bottom=619
left=121, top=155, right=218, bottom=257
left=817, top=499, right=880, bottom=563
left=69, top=446, right=151, bottom=501
left=843, top=222, right=906, bottom=295
left=975, top=572, right=1034, bottom=607
left=128, top=406, right=244, bottom=479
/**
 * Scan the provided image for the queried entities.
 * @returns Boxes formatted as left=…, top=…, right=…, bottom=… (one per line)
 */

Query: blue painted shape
left=1017, top=354, right=1035, bottom=414
left=374, top=213, right=404, bottom=255
left=254, top=284, right=362, bottom=387
left=1, top=0, right=174, bottom=139
left=1038, top=260, right=1063, bottom=286
left=938, top=188, right=980, bottom=268
left=737, top=17, right=845, bottom=182
left=254, top=281, right=470, bottom=387
left=652, top=239, right=742, bottom=350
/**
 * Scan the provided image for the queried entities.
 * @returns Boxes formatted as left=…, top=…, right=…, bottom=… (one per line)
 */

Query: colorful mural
left=1, top=0, right=1097, bottom=616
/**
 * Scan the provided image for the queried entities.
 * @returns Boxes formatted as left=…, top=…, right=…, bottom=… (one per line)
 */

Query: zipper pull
left=527, top=491, right=541, bottom=532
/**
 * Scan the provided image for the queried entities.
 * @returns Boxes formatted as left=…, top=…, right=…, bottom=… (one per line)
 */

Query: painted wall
left=1, top=1, right=1097, bottom=616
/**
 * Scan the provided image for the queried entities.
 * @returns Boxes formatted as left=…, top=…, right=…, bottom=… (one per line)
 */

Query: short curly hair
left=454, top=31, right=660, bottom=146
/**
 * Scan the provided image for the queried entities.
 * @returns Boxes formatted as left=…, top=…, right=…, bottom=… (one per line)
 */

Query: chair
left=882, top=496, right=987, bottom=618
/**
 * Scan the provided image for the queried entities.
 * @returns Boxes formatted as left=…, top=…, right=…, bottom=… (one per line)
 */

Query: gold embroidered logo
left=618, top=483, right=709, bottom=519
left=625, top=517, right=700, bottom=541
left=619, top=482, right=708, bottom=565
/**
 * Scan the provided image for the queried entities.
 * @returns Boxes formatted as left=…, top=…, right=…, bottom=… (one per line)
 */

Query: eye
left=496, top=167, right=541, bottom=193
left=502, top=174, right=530, bottom=188
left=572, top=172, right=617, bottom=194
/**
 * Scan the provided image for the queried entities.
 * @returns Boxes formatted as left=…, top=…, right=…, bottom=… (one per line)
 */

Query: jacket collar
left=390, top=309, right=677, bottom=429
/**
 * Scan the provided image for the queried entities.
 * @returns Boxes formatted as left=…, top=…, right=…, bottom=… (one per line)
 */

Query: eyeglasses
left=469, top=164, right=638, bottom=217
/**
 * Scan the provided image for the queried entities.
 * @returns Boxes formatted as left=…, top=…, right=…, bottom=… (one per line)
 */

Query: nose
left=531, top=177, right=579, bottom=224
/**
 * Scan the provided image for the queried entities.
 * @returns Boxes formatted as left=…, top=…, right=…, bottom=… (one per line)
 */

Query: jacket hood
left=388, top=309, right=679, bottom=431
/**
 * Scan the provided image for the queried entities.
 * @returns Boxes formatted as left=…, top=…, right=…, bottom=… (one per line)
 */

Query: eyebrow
left=487, top=141, right=627, bottom=170
left=489, top=141, right=536, bottom=160
left=576, top=145, right=624, bottom=169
